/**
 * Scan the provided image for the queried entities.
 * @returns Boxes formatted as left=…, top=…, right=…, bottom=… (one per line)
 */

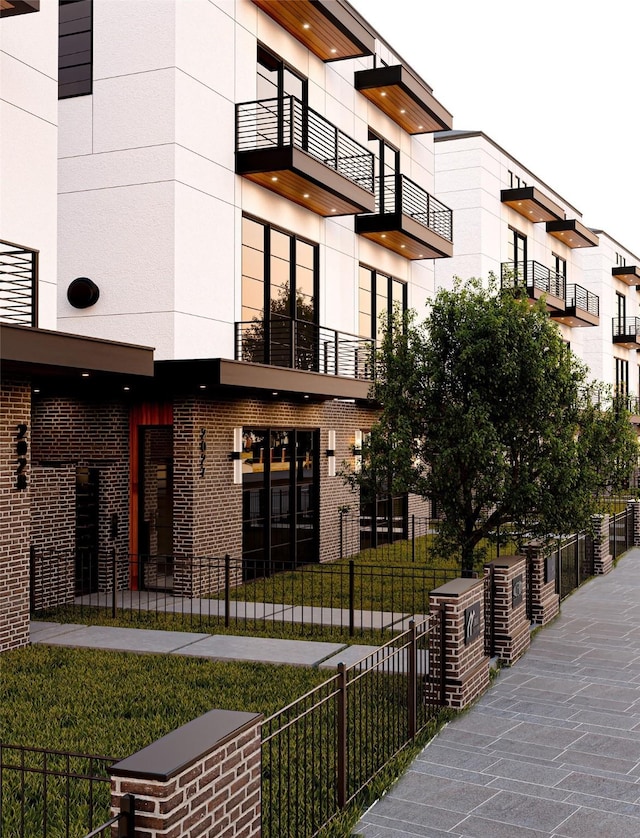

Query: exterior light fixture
left=303, top=23, right=310, bottom=29
left=353, top=429, right=363, bottom=473
left=400, top=109, right=406, bottom=114
left=81, top=372, right=90, bottom=378
left=231, top=427, right=243, bottom=484
left=331, top=48, right=337, bottom=54
left=381, top=91, right=386, bottom=97
left=303, top=193, right=310, bottom=198
left=271, top=176, right=278, bottom=182
left=326, top=429, right=336, bottom=477
left=123, top=386, right=130, bottom=391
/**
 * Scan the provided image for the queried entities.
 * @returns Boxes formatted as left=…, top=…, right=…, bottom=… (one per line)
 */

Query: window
left=257, top=44, right=307, bottom=103
left=553, top=254, right=566, bottom=279
left=368, top=130, right=399, bottom=212
left=507, top=228, right=527, bottom=280
left=616, top=291, right=627, bottom=323
left=59, top=0, right=92, bottom=99
left=508, top=171, right=527, bottom=189
left=358, top=266, right=406, bottom=342
left=616, top=252, right=627, bottom=267
left=616, top=358, right=629, bottom=396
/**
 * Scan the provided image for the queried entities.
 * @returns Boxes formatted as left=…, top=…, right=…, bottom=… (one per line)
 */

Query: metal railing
left=374, top=174, right=453, bottom=242
left=501, top=260, right=565, bottom=301
left=566, top=283, right=599, bottom=316
left=235, top=316, right=376, bottom=379
left=30, top=549, right=457, bottom=638
left=609, top=507, right=633, bottom=561
left=261, top=615, right=444, bottom=837
left=236, top=96, right=374, bottom=192
left=0, top=239, right=38, bottom=326
left=612, top=316, right=640, bottom=341
left=0, top=743, right=130, bottom=838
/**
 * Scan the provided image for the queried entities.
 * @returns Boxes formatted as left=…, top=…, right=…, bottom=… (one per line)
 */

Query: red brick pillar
left=429, top=578, right=490, bottom=710
left=484, top=555, right=530, bottom=665
left=111, top=709, right=262, bottom=837
left=589, top=514, right=612, bottom=575
left=525, top=540, right=560, bottom=626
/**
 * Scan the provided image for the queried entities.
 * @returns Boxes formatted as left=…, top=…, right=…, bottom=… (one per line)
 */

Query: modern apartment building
left=1, top=0, right=455, bottom=648
left=434, top=130, right=640, bottom=409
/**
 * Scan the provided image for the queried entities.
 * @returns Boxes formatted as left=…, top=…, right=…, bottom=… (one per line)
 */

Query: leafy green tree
left=346, top=277, right=638, bottom=576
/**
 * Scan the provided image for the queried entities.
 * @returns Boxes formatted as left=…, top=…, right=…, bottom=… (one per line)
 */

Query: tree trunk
left=461, top=542, right=475, bottom=578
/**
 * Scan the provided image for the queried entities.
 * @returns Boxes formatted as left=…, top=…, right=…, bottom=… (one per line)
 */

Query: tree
left=345, top=277, right=638, bottom=576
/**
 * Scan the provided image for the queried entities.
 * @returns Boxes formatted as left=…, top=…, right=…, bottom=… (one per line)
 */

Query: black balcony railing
left=501, top=260, right=565, bottom=301
left=0, top=239, right=38, bottom=326
left=374, top=174, right=453, bottom=242
left=236, top=96, right=374, bottom=193
left=612, top=316, right=640, bottom=342
left=236, top=316, right=375, bottom=380
left=566, top=283, right=599, bottom=316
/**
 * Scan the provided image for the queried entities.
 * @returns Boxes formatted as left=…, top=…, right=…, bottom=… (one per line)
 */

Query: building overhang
left=612, top=265, right=640, bottom=286
left=0, top=323, right=154, bottom=378
left=355, top=212, right=453, bottom=260
left=154, top=359, right=373, bottom=402
left=0, top=0, right=39, bottom=17
left=236, top=147, right=375, bottom=216
left=550, top=308, right=599, bottom=328
left=545, top=219, right=599, bottom=248
left=354, top=65, right=453, bottom=134
left=251, top=0, right=375, bottom=61
left=500, top=186, right=565, bottom=223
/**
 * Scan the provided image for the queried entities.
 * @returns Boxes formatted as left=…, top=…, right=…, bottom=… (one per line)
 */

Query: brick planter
left=111, top=709, right=262, bottom=837
left=429, top=577, right=490, bottom=710
left=484, top=555, right=530, bottom=665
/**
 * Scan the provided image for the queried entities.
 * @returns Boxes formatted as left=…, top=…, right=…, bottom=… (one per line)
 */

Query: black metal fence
left=261, top=615, right=444, bottom=837
left=375, top=174, right=453, bottom=242
left=609, top=507, right=634, bottom=562
left=30, top=550, right=458, bottom=638
left=0, top=744, right=133, bottom=838
left=500, top=259, right=565, bottom=300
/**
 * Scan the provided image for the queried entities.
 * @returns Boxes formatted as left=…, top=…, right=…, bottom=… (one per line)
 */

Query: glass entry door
left=242, top=428, right=318, bottom=578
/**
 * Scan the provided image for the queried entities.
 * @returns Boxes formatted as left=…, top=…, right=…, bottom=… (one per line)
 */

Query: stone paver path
left=355, top=548, right=640, bottom=837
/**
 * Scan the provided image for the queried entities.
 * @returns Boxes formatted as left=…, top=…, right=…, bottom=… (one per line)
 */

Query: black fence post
left=337, top=662, right=347, bottom=809
left=224, top=554, right=231, bottom=629
left=411, top=514, right=415, bottom=563
left=339, top=510, right=344, bottom=560
left=111, top=548, right=117, bottom=619
left=408, top=620, right=417, bottom=739
left=348, top=560, right=355, bottom=637
left=119, top=793, right=136, bottom=838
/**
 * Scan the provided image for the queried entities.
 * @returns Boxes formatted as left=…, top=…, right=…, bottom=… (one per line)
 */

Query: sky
left=350, top=0, right=640, bottom=257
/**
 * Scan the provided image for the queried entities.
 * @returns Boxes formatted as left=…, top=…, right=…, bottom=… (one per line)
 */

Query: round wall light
left=67, top=277, right=100, bottom=309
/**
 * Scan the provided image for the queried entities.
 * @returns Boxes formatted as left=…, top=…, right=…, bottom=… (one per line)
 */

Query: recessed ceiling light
left=401, top=244, right=406, bottom=249
left=271, top=176, right=278, bottom=182
left=123, top=386, right=130, bottom=391
left=272, top=391, right=278, bottom=396
left=331, top=48, right=337, bottom=54
left=331, top=208, right=336, bottom=213
left=33, top=388, right=40, bottom=394
left=400, top=109, right=406, bottom=114
left=381, top=234, right=386, bottom=238
left=199, top=384, right=207, bottom=389
left=303, top=23, right=310, bottom=29
left=418, top=125, right=423, bottom=130
left=418, top=254, right=424, bottom=258
left=81, top=372, right=89, bottom=378
left=303, top=193, right=310, bottom=198
left=304, top=394, right=310, bottom=399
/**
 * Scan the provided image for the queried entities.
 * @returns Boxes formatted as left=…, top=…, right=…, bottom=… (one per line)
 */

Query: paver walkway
left=354, top=547, right=640, bottom=838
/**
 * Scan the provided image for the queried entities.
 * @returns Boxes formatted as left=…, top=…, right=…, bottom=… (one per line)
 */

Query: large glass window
left=359, top=266, right=406, bottom=342
left=242, top=428, right=319, bottom=577
left=507, top=228, right=527, bottom=281
left=257, top=44, right=306, bottom=102
left=368, top=130, right=399, bottom=213
left=616, top=357, right=629, bottom=396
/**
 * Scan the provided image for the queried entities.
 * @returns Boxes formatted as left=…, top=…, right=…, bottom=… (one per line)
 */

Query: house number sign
left=15, top=422, right=28, bottom=490
left=464, top=602, right=480, bottom=645
left=512, top=574, right=523, bottom=608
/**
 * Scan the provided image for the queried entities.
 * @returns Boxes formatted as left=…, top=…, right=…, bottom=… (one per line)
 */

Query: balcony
left=354, top=64, right=452, bottom=135
left=500, top=261, right=565, bottom=311
left=236, top=96, right=375, bottom=216
left=612, top=317, right=640, bottom=349
left=0, top=239, right=38, bottom=327
left=236, top=316, right=375, bottom=381
left=251, top=0, right=375, bottom=62
left=546, top=219, right=599, bottom=248
left=500, top=186, right=565, bottom=223
left=0, top=0, right=39, bottom=17
left=355, top=174, right=453, bottom=260
left=550, top=284, right=599, bottom=327
left=612, top=265, right=640, bottom=286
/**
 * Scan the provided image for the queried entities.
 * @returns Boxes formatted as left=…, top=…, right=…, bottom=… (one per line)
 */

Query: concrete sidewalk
left=355, top=547, right=640, bottom=838
left=29, top=620, right=378, bottom=669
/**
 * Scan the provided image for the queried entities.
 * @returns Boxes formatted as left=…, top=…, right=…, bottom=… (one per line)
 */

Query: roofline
left=590, top=230, right=640, bottom=264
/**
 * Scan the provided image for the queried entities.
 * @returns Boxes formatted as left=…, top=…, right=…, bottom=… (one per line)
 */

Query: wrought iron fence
left=609, top=507, right=633, bottom=561
left=0, top=239, right=38, bottom=326
left=375, top=174, right=453, bottom=241
left=261, top=615, right=444, bottom=837
left=235, top=316, right=375, bottom=380
left=0, top=744, right=131, bottom=838
left=235, top=96, right=374, bottom=192
left=556, top=533, right=590, bottom=600
left=30, top=549, right=457, bottom=638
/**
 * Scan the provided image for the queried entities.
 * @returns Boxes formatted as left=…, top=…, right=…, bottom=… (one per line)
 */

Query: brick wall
left=30, top=465, right=75, bottom=610
left=0, top=375, right=31, bottom=651
left=484, top=555, right=530, bottom=665
left=588, top=514, right=612, bottom=576
left=111, top=710, right=262, bottom=838
left=525, top=541, right=560, bottom=626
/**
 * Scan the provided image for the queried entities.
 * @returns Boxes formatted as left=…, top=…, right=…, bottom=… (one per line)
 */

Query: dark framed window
left=257, top=44, right=307, bottom=103
left=367, top=129, right=399, bottom=212
left=59, top=0, right=92, bottom=99
left=616, top=357, right=629, bottom=396
left=553, top=253, right=566, bottom=280
left=616, top=291, right=627, bottom=323
left=507, top=228, right=527, bottom=280
left=616, top=252, right=627, bottom=267
left=358, top=265, right=406, bottom=342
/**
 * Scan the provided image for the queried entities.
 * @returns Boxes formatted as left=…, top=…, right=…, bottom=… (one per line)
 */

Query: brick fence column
left=429, top=578, right=490, bottom=710
left=631, top=501, right=640, bottom=547
left=525, top=540, right=560, bottom=626
left=587, top=514, right=612, bottom=576
left=484, top=555, right=530, bottom=665
left=111, top=709, right=262, bottom=837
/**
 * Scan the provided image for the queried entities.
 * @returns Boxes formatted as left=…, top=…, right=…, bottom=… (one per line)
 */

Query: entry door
left=139, top=426, right=174, bottom=591
left=75, top=467, right=100, bottom=595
